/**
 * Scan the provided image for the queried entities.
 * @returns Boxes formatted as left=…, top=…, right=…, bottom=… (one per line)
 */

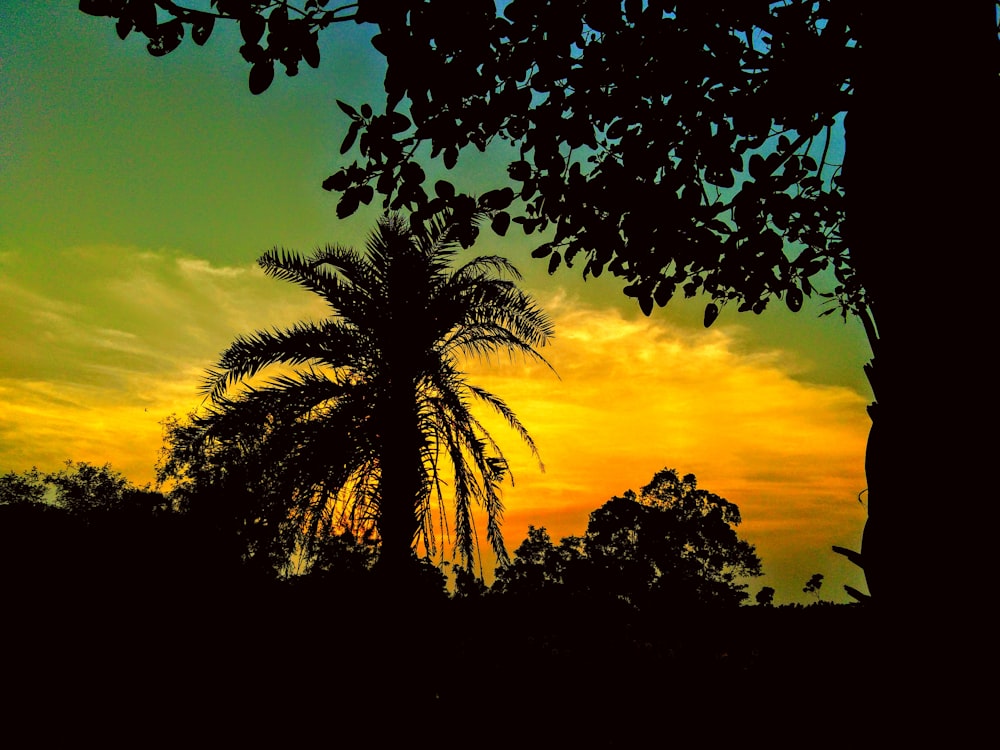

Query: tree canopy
left=79, top=0, right=863, bottom=327
left=495, top=468, right=762, bottom=608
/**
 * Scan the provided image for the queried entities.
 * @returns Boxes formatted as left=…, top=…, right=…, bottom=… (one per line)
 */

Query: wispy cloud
left=461, top=291, right=870, bottom=598
left=0, top=244, right=324, bottom=480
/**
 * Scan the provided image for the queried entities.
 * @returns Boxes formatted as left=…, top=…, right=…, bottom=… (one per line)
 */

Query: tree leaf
left=115, top=15, right=131, bottom=40
left=191, top=13, right=214, bottom=46
left=79, top=0, right=115, bottom=17
left=480, top=187, right=515, bottom=210
left=703, top=302, right=720, bottom=327
left=340, top=121, right=360, bottom=154
left=508, top=160, right=531, bottom=181
left=249, top=59, right=275, bottom=95
left=434, top=180, right=455, bottom=200
left=146, top=21, right=184, bottom=57
left=491, top=211, right=511, bottom=236
left=336, top=99, right=359, bottom=119
left=240, top=14, right=266, bottom=46
left=336, top=189, right=360, bottom=219
left=322, top=170, right=350, bottom=192
left=302, top=33, right=321, bottom=68
left=547, top=250, right=561, bottom=275
left=387, top=112, right=411, bottom=133
left=785, top=286, right=803, bottom=313
left=401, top=161, right=425, bottom=184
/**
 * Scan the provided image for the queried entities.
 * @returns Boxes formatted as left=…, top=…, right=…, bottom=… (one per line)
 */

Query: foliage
left=756, top=586, right=776, bottom=607
left=161, top=210, right=553, bottom=576
left=492, top=525, right=587, bottom=597
left=46, top=460, right=169, bottom=520
left=0, top=462, right=182, bottom=596
left=0, top=461, right=168, bottom=519
left=302, top=527, right=378, bottom=578
left=78, top=0, right=864, bottom=325
left=494, top=468, right=762, bottom=608
left=0, top=467, right=47, bottom=506
left=158, top=413, right=308, bottom=576
left=587, top=469, right=763, bottom=607
left=803, top=572, right=825, bottom=598
left=452, top=565, right=489, bottom=599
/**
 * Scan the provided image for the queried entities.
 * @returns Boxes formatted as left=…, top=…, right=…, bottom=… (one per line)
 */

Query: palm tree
left=192, top=211, right=554, bottom=580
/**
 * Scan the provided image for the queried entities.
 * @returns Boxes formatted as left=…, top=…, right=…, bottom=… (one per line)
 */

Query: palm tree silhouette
left=197, top=211, right=554, bottom=580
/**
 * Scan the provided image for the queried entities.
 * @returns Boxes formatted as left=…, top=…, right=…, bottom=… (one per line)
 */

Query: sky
left=1, top=1, right=872, bottom=603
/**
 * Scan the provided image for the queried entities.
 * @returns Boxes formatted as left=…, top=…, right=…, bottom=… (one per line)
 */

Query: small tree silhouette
left=803, top=573, right=825, bottom=601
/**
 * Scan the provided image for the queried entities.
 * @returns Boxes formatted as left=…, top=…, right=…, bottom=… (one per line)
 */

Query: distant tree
left=492, top=525, right=586, bottom=597
left=495, top=469, right=762, bottom=608
left=756, top=586, right=776, bottom=607
left=0, top=462, right=181, bottom=598
left=162, top=211, right=553, bottom=583
left=0, top=467, right=46, bottom=506
left=0, top=468, right=75, bottom=590
left=158, top=412, right=307, bottom=577
left=302, top=527, right=379, bottom=579
left=46, top=460, right=169, bottom=521
left=803, top=573, right=825, bottom=600
left=584, top=469, right=763, bottom=608
left=47, top=460, right=129, bottom=516
left=452, top=566, right=489, bottom=599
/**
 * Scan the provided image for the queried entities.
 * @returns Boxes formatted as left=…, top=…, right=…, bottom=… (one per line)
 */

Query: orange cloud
left=460, top=291, right=870, bottom=600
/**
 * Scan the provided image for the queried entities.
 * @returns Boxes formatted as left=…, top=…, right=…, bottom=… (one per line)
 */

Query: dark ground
left=5, top=574, right=884, bottom=747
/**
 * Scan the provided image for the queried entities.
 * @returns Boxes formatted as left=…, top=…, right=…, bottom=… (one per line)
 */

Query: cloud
left=0, top=244, right=324, bottom=481
left=459, top=290, right=870, bottom=598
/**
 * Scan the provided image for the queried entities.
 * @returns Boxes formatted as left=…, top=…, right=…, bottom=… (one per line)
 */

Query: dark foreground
left=4, top=572, right=887, bottom=747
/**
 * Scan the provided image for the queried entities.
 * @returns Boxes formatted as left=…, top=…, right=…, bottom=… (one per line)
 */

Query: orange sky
left=0, top=2, right=872, bottom=603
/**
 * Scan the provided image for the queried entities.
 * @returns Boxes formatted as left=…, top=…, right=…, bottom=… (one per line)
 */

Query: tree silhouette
left=803, top=572, right=825, bottom=600
left=756, top=586, right=776, bottom=607
left=586, top=469, right=763, bottom=608
left=495, top=469, right=762, bottom=608
left=0, top=467, right=46, bottom=506
left=492, top=525, right=584, bottom=597
left=168, top=211, right=553, bottom=581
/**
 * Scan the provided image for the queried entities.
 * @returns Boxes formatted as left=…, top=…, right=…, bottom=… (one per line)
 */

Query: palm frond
left=182, top=208, right=553, bottom=574
left=464, top=383, right=544, bottom=470
left=201, top=320, right=370, bottom=402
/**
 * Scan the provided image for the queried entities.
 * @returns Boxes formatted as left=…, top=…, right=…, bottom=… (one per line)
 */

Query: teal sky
left=1, top=1, right=872, bottom=603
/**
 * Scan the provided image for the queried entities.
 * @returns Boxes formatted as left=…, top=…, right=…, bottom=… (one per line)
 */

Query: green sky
left=1, top=1, right=872, bottom=603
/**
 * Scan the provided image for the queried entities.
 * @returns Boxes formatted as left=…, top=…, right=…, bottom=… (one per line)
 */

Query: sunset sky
left=1, top=2, right=871, bottom=603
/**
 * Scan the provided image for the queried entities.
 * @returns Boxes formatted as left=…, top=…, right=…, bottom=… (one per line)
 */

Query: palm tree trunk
left=374, top=374, right=425, bottom=589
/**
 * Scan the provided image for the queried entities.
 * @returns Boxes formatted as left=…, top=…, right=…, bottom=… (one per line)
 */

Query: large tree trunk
left=850, top=4, right=995, bottom=732
left=852, top=4, right=994, bottom=609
